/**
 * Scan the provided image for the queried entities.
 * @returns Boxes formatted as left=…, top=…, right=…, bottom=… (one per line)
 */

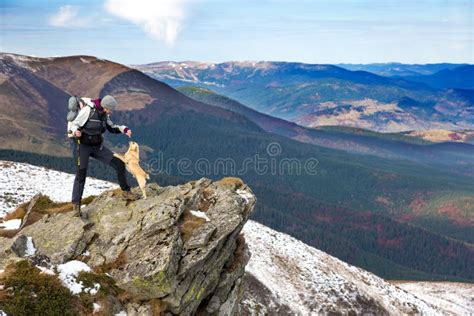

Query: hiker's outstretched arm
left=105, top=115, right=129, bottom=135
left=70, top=107, right=91, bottom=133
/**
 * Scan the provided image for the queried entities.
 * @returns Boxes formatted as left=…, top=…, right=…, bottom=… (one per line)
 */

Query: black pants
left=69, top=138, right=78, bottom=167
left=71, top=140, right=130, bottom=204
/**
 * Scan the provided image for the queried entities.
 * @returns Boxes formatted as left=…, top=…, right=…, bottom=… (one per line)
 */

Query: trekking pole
left=77, top=137, right=81, bottom=167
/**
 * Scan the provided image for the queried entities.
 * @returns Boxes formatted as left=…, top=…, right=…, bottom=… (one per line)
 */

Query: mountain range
left=0, top=53, right=473, bottom=283
left=176, top=85, right=474, bottom=170
left=135, top=61, right=474, bottom=133
left=339, top=63, right=474, bottom=90
left=337, top=63, right=469, bottom=77
left=404, top=65, right=474, bottom=90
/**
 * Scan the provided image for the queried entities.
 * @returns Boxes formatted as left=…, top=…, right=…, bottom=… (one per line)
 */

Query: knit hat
left=101, top=95, right=117, bottom=110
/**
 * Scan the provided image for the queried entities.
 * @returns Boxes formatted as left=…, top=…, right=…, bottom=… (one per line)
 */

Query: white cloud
left=49, top=5, right=83, bottom=28
left=105, top=0, right=186, bottom=45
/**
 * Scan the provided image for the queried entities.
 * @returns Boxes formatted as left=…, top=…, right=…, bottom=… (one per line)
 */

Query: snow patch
left=37, top=266, right=55, bottom=275
left=87, top=283, right=101, bottom=295
left=57, top=260, right=92, bottom=294
left=25, top=236, right=36, bottom=256
left=395, top=282, right=474, bottom=315
left=0, top=219, right=21, bottom=230
left=93, top=303, right=102, bottom=312
left=190, top=210, right=210, bottom=222
left=0, top=53, right=37, bottom=72
left=115, top=311, right=127, bottom=316
left=157, top=74, right=198, bottom=83
left=202, top=81, right=225, bottom=87
left=57, top=260, right=100, bottom=296
left=0, top=160, right=118, bottom=217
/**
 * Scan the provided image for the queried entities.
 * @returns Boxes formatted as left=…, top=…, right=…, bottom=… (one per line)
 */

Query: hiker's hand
left=126, top=129, right=132, bottom=138
left=74, top=130, right=81, bottom=137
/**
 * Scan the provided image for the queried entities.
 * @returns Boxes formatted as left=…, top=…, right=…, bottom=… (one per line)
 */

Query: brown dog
left=114, top=141, right=150, bottom=199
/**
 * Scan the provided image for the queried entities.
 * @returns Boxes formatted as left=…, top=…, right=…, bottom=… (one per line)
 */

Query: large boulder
left=0, top=177, right=256, bottom=315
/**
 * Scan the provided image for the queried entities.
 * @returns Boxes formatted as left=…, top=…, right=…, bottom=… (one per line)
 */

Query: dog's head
left=128, top=141, right=139, bottom=154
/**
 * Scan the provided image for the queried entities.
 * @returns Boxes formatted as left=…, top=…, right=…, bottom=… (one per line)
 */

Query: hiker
left=69, top=95, right=133, bottom=218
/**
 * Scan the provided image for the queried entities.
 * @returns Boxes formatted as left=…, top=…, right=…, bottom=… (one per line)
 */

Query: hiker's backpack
left=67, top=96, right=82, bottom=122
left=81, top=105, right=107, bottom=136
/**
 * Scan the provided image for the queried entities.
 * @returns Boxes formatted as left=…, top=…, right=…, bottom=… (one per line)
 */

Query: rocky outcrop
left=0, top=177, right=256, bottom=315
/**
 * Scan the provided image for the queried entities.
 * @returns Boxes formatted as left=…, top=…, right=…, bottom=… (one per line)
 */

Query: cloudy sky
left=1, top=0, right=473, bottom=64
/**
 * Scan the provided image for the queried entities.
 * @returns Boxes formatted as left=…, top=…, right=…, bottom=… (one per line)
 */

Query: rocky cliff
left=0, top=177, right=256, bottom=315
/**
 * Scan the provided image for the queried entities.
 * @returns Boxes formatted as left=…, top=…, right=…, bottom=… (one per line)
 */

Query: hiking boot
left=72, top=204, right=81, bottom=217
left=77, top=208, right=94, bottom=228
left=82, top=222, right=94, bottom=230
left=122, top=190, right=136, bottom=201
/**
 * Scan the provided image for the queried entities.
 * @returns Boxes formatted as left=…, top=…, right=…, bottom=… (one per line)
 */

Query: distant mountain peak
left=137, top=59, right=474, bottom=133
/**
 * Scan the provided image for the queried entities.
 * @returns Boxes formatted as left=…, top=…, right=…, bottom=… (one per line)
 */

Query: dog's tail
left=146, top=173, right=150, bottom=180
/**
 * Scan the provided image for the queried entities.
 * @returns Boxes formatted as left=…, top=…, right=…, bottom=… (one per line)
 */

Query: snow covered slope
left=0, top=160, right=117, bottom=217
left=394, top=282, right=474, bottom=316
left=1, top=160, right=472, bottom=315
left=241, top=221, right=473, bottom=315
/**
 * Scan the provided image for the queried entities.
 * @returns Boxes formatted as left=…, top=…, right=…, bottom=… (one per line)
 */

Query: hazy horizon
left=1, top=0, right=472, bottom=65
left=2, top=51, right=473, bottom=67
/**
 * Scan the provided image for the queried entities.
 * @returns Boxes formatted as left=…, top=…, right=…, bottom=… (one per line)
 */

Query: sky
left=0, top=0, right=473, bottom=65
